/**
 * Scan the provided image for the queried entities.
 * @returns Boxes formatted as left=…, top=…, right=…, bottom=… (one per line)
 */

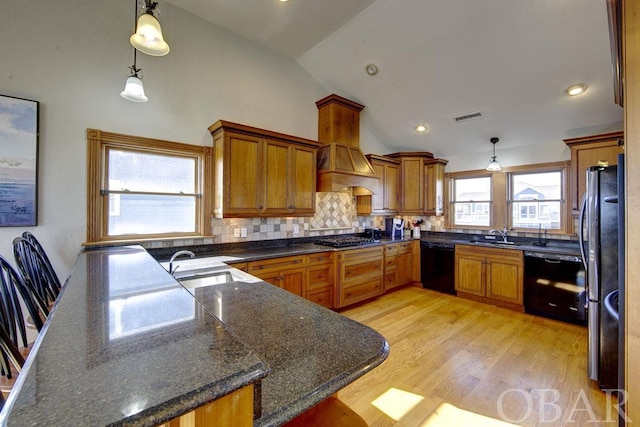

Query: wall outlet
left=240, top=227, right=247, bottom=238
left=233, top=228, right=240, bottom=238
left=293, top=224, right=299, bottom=234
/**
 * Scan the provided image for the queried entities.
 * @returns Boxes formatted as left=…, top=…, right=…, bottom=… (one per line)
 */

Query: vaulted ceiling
left=163, top=0, right=623, bottom=160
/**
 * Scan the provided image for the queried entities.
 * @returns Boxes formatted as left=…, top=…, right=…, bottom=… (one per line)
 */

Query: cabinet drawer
left=337, top=246, right=383, bottom=262
left=248, top=255, right=305, bottom=274
left=398, top=242, right=413, bottom=254
left=384, top=244, right=398, bottom=256
left=342, top=259, right=382, bottom=282
left=307, top=264, right=333, bottom=290
left=306, top=287, right=333, bottom=308
left=385, top=272, right=398, bottom=290
left=306, top=252, right=334, bottom=266
left=341, top=278, right=383, bottom=305
left=385, top=256, right=397, bottom=269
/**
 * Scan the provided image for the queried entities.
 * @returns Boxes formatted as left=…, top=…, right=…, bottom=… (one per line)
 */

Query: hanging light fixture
left=486, top=137, right=501, bottom=171
left=130, top=0, right=170, bottom=56
left=121, top=49, right=148, bottom=102
left=121, top=0, right=148, bottom=102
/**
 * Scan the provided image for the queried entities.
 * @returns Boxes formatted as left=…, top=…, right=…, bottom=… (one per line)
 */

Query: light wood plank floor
left=338, top=287, right=619, bottom=427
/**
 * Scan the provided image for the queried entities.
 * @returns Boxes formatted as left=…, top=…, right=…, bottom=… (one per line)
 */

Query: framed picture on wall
left=0, top=94, right=39, bottom=226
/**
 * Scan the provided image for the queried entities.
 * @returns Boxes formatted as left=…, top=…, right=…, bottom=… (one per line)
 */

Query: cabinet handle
left=346, top=270, right=353, bottom=275
left=259, top=205, right=263, bottom=209
left=293, top=260, right=301, bottom=264
left=346, top=292, right=352, bottom=297
left=258, top=265, right=264, bottom=269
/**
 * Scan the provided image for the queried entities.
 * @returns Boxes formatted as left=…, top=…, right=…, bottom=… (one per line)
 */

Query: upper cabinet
left=386, top=152, right=448, bottom=216
left=424, top=158, right=448, bottom=216
left=356, top=155, right=399, bottom=215
left=209, top=121, right=320, bottom=218
left=564, top=131, right=624, bottom=216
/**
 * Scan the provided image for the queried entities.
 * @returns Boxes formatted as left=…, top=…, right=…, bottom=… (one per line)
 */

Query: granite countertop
left=0, top=245, right=389, bottom=426
left=187, top=281, right=389, bottom=426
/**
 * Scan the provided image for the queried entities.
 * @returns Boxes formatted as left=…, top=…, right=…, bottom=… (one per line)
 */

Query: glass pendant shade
left=121, top=75, right=148, bottom=102
left=486, top=158, right=501, bottom=171
left=130, top=13, right=170, bottom=56
left=486, top=137, right=501, bottom=171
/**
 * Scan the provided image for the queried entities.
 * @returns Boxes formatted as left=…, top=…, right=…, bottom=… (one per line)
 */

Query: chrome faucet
left=489, top=226, right=509, bottom=242
left=169, top=250, right=195, bottom=275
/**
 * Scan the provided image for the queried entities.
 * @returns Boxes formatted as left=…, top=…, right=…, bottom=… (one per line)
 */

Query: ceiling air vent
left=453, top=111, right=483, bottom=123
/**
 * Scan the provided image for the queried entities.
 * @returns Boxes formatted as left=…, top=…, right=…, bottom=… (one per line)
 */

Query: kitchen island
left=0, top=245, right=389, bottom=426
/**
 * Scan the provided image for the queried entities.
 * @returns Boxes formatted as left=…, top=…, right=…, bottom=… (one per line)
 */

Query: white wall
left=0, top=0, right=327, bottom=275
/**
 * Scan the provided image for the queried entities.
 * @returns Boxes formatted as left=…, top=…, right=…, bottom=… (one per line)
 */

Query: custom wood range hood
left=315, top=94, right=379, bottom=193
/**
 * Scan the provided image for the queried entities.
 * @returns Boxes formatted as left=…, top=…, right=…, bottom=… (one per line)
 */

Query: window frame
left=448, top=173, right=494, bottom=228
left=507, top=163, right=568, bottom=234
left=445, top=161, right=570, bottom=235
left=87, top=129, right=213, bottom=244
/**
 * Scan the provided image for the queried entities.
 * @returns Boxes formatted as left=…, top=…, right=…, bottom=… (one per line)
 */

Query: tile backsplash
left=143, top=190, right=443, bottom=249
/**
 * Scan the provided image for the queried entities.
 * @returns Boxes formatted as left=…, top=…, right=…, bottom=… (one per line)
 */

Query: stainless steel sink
left=178, top=271, right=236, bottom=289
left=493, top=241, right=519, bottom=246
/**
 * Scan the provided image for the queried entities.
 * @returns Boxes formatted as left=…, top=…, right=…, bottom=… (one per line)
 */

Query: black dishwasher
left=524, top=251, right=586, bottom=325
left=420, top=241, right=455, bottom=294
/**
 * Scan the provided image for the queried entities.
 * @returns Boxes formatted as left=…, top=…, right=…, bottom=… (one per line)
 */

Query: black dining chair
left=0, top=322, right=26, bottom=404
left=12, top=237, right=60, bottom=309
left=0, top=255, right=47, bottom=341
left=22, top=232, right=62, bottom=290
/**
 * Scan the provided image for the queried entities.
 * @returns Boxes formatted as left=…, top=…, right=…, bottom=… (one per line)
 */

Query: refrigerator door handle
left=588, top=301, right=599, bottom=380
left=578, top=194, right=588, bottom=271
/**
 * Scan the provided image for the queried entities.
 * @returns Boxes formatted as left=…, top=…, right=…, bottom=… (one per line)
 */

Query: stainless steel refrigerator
left=579, top=164, right=619, bottom=390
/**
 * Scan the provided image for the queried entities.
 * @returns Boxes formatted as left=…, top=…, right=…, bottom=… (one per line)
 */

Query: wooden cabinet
left=209, top=120, right=320, bottom=218
left=454, top=244, right=524, bottom=310
left=564, top=131, right=624, bottom=216
left=383, top=240, right=417, bottom=291
left=424, top=159, right=448, bottom=216
left=248, top=255, right=306, bottom=297
left=305, top=252, right=335, bottom=309
left=336, top=246, right=384, bottom=308
left=383, top=243, right=399, bottom=291
left=387, top=152, right=447, bottom=216
left=356, top=155, right=399, bottom=215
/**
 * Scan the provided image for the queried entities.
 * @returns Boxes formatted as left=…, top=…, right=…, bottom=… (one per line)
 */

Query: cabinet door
left=224, top=133, right=263, bottom=215
left=385, top=163, right=399, bottom=212
left=263, top=139, right=290, bottom=215
left=399, top=157, right=424, bottom=214
left=280, top=267, right=305, bottom=297
left=370, top=160, right=386, bottom=212
left=425, top=161, right=445, bottom=216
left=486, top=257, right=523, bottom=305
left=290, top=145, right=316, bottom=215
left=455, top=254, right=485, bottom=296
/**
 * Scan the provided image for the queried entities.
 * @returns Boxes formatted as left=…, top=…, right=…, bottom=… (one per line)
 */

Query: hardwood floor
left=338, top=287, right=618, bottom=427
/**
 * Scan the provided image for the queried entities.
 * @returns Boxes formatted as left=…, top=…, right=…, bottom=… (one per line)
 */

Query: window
left=509, top=169, right=565, bottom=231
left=446, top=162, right=569, bottom=234
left=450, top=176, right=492, bottom=227
left=87, top=129, right=212, bottom=243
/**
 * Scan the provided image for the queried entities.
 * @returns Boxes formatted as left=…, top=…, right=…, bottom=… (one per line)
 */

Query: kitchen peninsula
left=0, top=246, right=389, bottom=426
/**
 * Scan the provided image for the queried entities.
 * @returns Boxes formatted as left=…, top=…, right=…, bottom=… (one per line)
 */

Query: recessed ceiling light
left=277, top=0, right=289, bottom=2
left=365, top=64, right=378, bottom=76
left=566, top=83, right=587, bottom=96
left=415, top=124, right=428, bottom=133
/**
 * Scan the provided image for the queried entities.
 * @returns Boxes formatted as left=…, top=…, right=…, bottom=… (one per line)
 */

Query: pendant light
left=486, top=137, right=501, bottom=171
left=121, top=49, right=148, bottom=102
left=130, top=0, right=170, bottom=56
left=121, top=0, right=148, bottom=102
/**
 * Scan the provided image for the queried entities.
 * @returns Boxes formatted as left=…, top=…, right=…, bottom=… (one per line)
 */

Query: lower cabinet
left=336, top=246, right=384, bottom=308
left=248, top=255, right=306, bottom=297
left=305, top=252, right=335, bottom=308
left=454, top=244, right=524, bottom=310
left=158, top=385, right=254, bottom=427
